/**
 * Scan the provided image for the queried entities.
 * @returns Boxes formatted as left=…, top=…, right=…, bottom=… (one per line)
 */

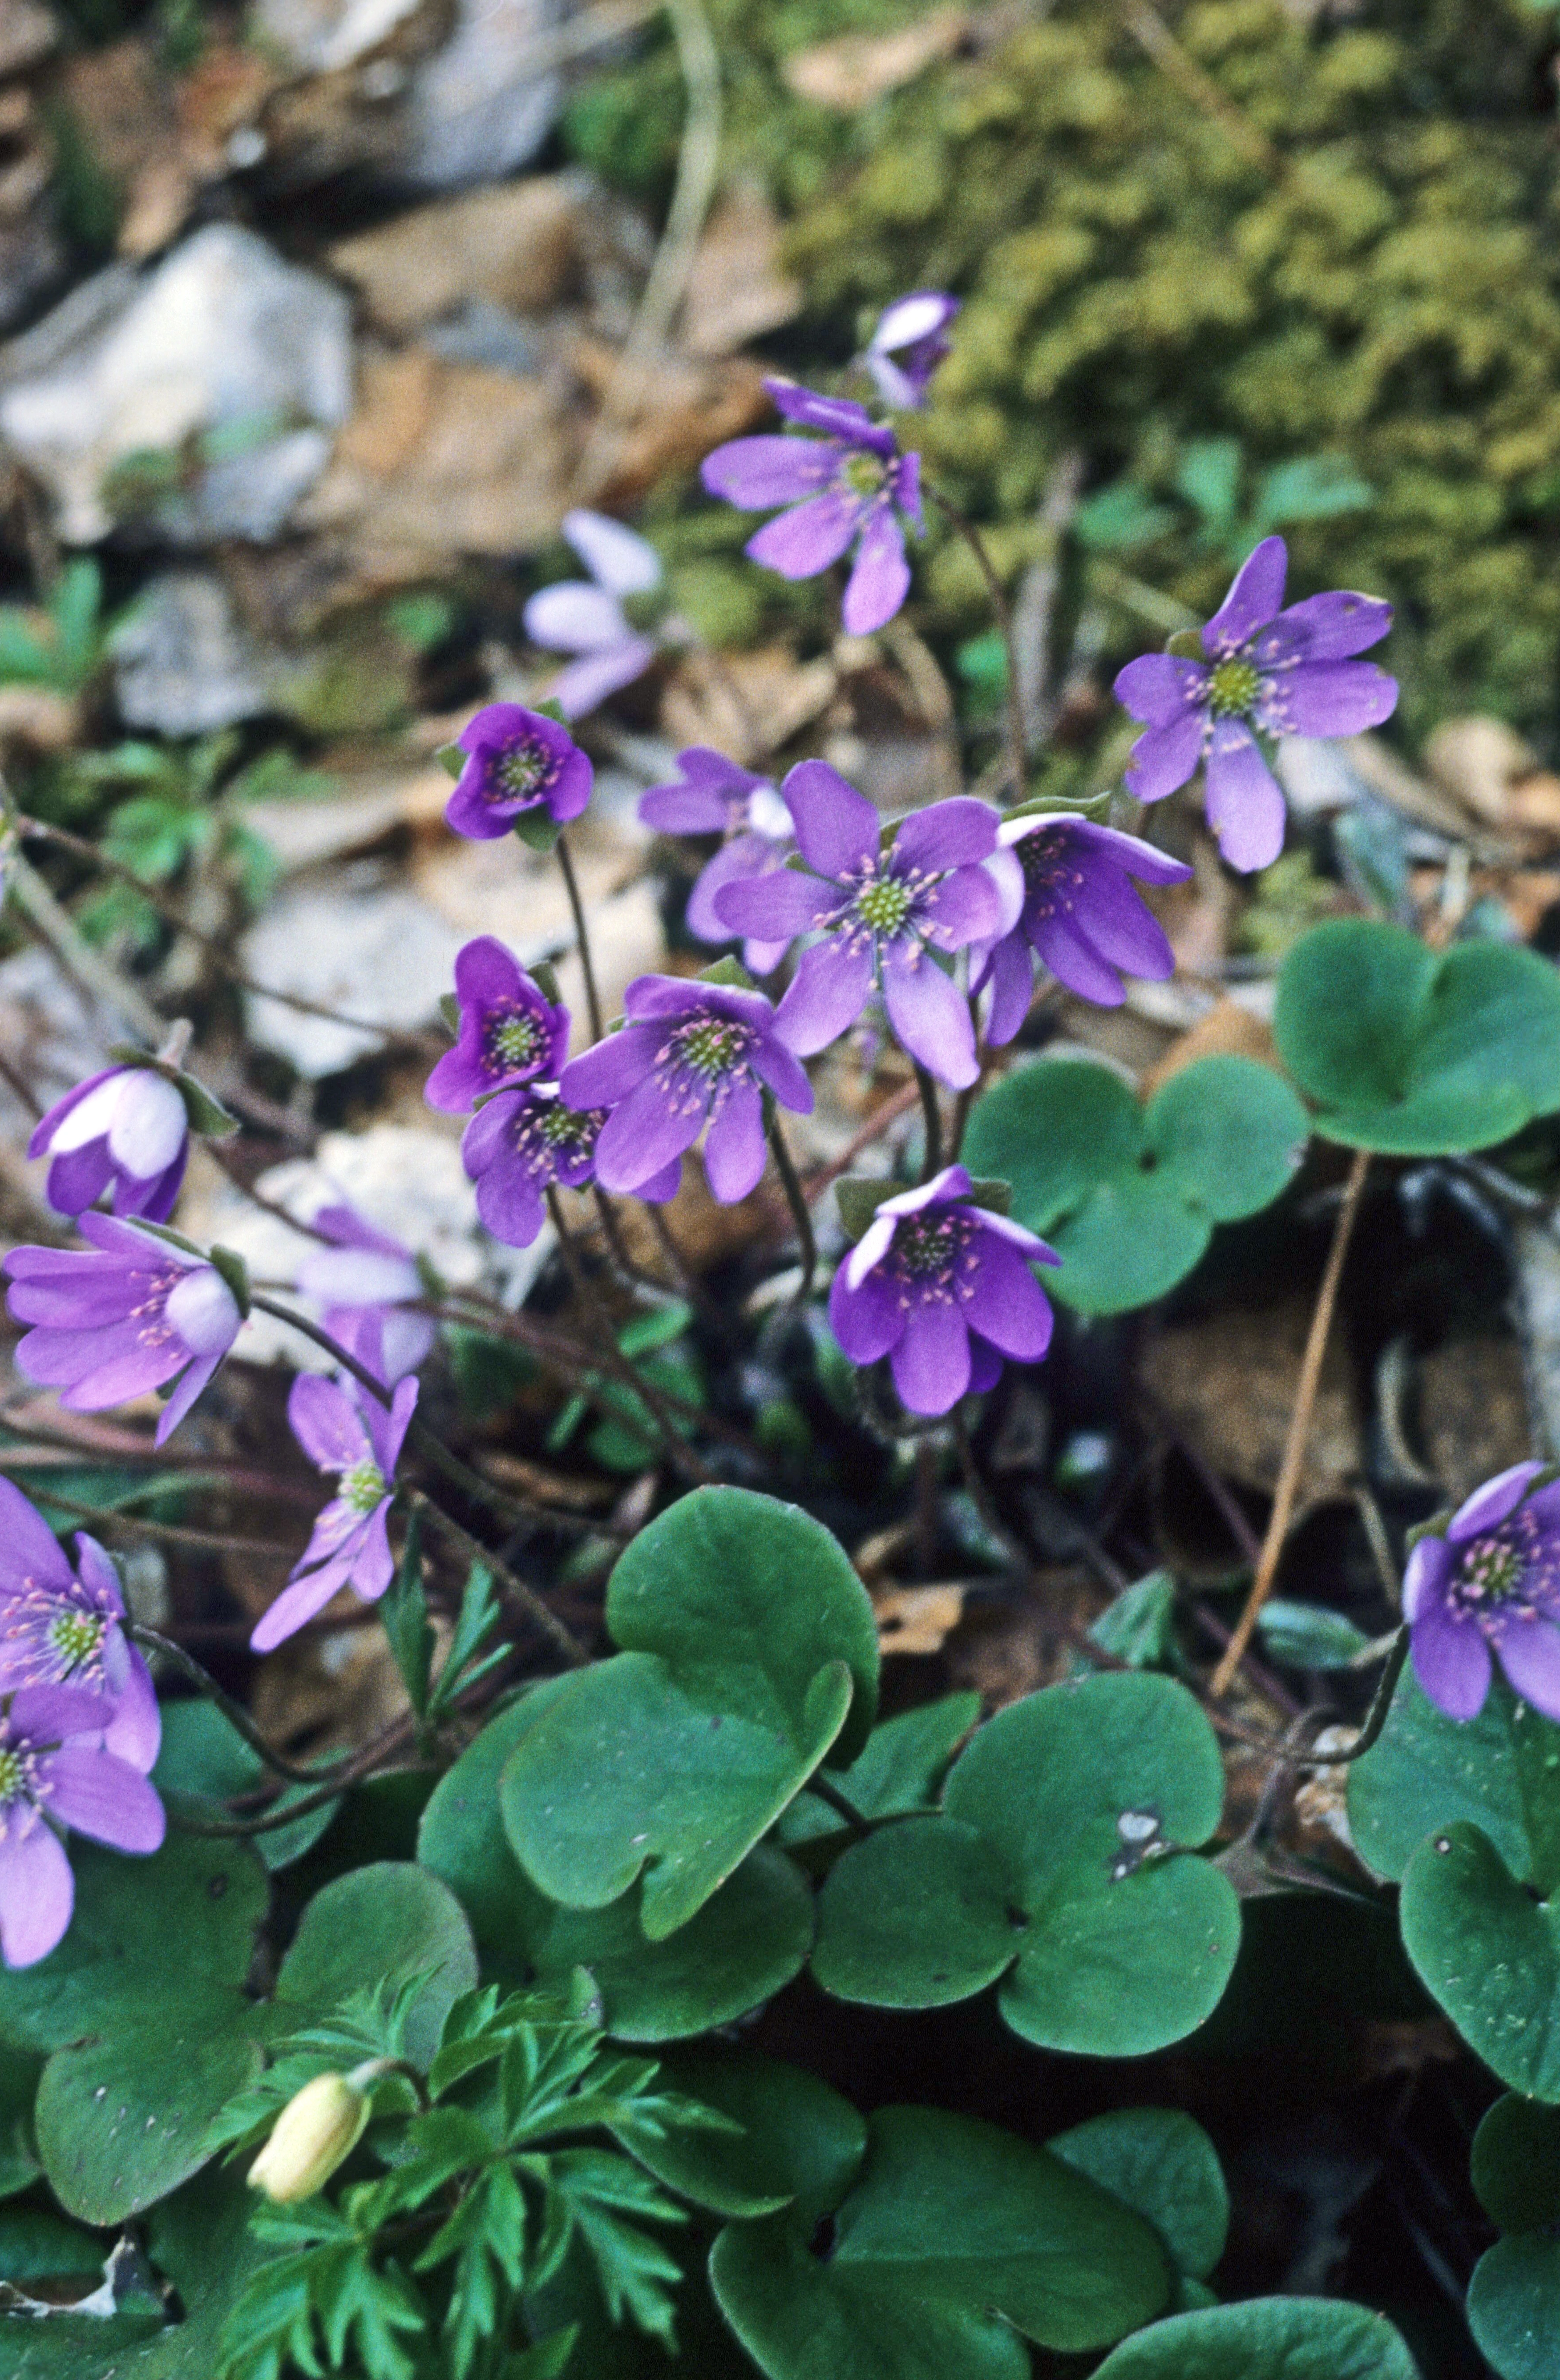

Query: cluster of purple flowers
left=1405, top=1463, right=1560, bottom=1725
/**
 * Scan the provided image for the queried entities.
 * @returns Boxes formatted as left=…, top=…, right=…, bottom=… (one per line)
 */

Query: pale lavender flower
left=445, top=703, right=593, bottom=842
left=252, top=1374, right=417, bottom=1652
left=702, top=380, right=922, bottom=636
left=425, top=938, right=569, bottom=1115
left=829, top=1165, right=1059, bottom=1417
left=28, top=1064, right=189, bottom=1224
left=714, top=764, right=1018, bottom=1090
left=5, top=1216, right=242, bottom=1448
left=523, top=509, right=663, bottom=719
left=0, top=1479, right=159, bottom=1771
left=864, top=291, right=960, bottom=409
left=462, top=1085, right=604, bottom=1248
left=973, top=815, right=1193, bottom=1039
left=638, top=747, right=796, bottom=976
left=559, top=976, right=812, bottom=1205
left=1404, top=1462, right=1560, bottom=1723
left=294, top=1206, right=432, bottom=1388
left=1113, top=535, right=1396, bottom=871
left=0, top=1685, right=165, bottom=1968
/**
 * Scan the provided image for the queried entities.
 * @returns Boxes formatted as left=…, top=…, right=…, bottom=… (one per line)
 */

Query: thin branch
left=14, top=1484, right=292, bottom=1561
left=409, top=1490, right=590, bottom=1671
left=555, top=832, right=603, bottom=1043
left=804, top=1079, right=920, bottom=1204
left=1118, top=0, right=1283, bottom=177
left=132, top=1627, right=357, bottom=1783
left=913, top=1065, right=946, bottom=1182
left=924, top=484, right=1026, bottom=799
left=765, top=1112, right=817, bottom=1304
left=544, top=1189, right=715, bottom=1485
left=8, top=847, right=166, bottom=1041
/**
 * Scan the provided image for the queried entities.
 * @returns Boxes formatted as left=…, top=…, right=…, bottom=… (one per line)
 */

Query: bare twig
left=804, top=1080, right=921, bottom=1204
left=8, top=847, right=165, bottom=1041
left=555, top=832, right=603, bottom=1043
left=544, top=1188, right=715, bottom=1484
left=765, top=1112, right=817, bottom=1304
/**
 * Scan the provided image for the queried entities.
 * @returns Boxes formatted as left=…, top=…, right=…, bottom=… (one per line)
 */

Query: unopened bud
left=247, top=2071, right=373, bottom=2203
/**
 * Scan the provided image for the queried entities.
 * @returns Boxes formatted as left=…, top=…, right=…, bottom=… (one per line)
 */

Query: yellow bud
left=247, top=2072, right=372, bottom=2203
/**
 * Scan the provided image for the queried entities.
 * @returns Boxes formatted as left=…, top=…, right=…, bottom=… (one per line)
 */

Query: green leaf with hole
left=1274, top=918, right=1560, bottom=1152
left=709, top=2104, right=1170, bottom=2380
left=1469, top=2235, right=1560, bottom=2380
left=1089, top=2296, right=1419, bottom=2378
left=1399, top=1821, right=1560, bottom=2099
left=1048, top=2108, right=1228, bottom=2285
left=1349, top=1669, right=1530, bottom=1884
left=810, top=1674, right=1241, bottom=2056
left=501, top=1489, right=878, bottom=1939
left=422, top=1701, right=813, bottom=2038
left=961, top=1055, right=1306, bottom=1313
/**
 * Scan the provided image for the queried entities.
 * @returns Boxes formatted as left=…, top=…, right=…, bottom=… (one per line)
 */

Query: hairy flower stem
left=1290, top=1625, right=1409, bottom=1770
left=407, top=1489, right=589, bottom=1670
left=765, top=1113, right=817, bottom=1305
left=555, top=832, right=603, bottom=1042
left=914, top=1065, right=946, bottom=1182
left=131, top=1627, right=356, bottom=1783
left=1211, top=1148, right=1371, bottom=1697
left=925, top=484, right=1027, bottom=799
left=544, top=1189, right=716, bottom=1486
left=806, top=1772, right=873, bottom=1839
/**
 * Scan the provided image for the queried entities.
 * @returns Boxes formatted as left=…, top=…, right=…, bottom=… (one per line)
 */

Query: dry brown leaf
left=328, top=176, right=581, bottom=334
left=782, top=6, right=968, bottom=109
left=60, top=39, right=198, bottom=258
left=570, top=338, right=769, bottom=508
left=873, top=1583, right=966, bottom=1656
left=1140, top=1295, right=1357, bottom=1508
left=680, top=182, right=801, bottom=359
left=659, top=643, right=839, bottom=764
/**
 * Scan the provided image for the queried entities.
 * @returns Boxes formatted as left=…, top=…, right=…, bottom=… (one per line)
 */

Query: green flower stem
left=764, top=1111, right=818, bottom=1304
left=555, top=831, right=603, bottom=1042
left=805, top=1772, right=874, bottom=1839
left=925, top=483, right=1026, bottom=799
left=544, top=1189, right=716, bottom=1487
left=130, top=1627, right=356, bottom=1783
left=1291, top=1625, right=1410, bottom=1770
left=914, top=1065, right=946, bottom=1182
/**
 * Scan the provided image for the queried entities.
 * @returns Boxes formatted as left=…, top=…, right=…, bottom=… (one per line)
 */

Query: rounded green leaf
left=1348, top=1668, right=1528, bottom=1884
left=633, top=2049, right=867, bottom=2221
left=502, top=1488, right=878, bottom=1938
left=1048, top=2108, right=1229, bottom=2282
left=1472, top=2094, right=1560, bottom=2233
left=1090, top=2296, right=1419, bottom=2378
left=152, top=1699, right=338, bottom=1871
left=0, top=2047, right=41, bottom=2201
left=811, top=1817, right=1016, bottom=2007
left=34, top=2017, right=263, bottom=2227
left=778, top=1694, right=980, bottom=1846
left=274, top=1862, right=477, bottom=2066
left=962, top=1055, right=1305, bottom=1313
left=1275, top=919, right=1560, bottom=1153
left=1468, top=2235, right=1560, bottom=2380
left=709, top=2104, right=1170, bottom=2380
left=1399, top=1822, right=1560, bottom=2098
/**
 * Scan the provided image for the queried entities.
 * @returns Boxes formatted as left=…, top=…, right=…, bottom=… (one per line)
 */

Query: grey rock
left=112, top=572, right=283, bottom=736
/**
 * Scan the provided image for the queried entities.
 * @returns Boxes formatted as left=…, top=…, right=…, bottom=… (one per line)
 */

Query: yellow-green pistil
left=489, top=1010, right=545, bottom=1070
left=339, top=1459, right=388, bottom=1517
left=854, top=874, right=915, bottom=936
left=496, top=741, right=553, bottom=799
left=48, top=1609, right=105, bottom=1672
left=0, top=1747, right=26, bottom=1806
left=674, top=1017, right=751, bottom=1080
left=839, top=452, right=889, bottom=500
left=1206, top=657, right=1261, bottom=717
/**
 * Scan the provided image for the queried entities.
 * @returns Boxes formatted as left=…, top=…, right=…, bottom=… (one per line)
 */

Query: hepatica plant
left=4, top=260, right=1558, bottom=2380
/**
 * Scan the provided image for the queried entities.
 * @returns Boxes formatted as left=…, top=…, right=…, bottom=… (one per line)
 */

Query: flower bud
left=247, top=2072, right=372, bottom=2203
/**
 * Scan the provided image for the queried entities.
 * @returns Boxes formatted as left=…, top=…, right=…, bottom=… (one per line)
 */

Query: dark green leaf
left=1089, top=2296, right=1419, bottom=2377
left=632, top=2049, right=866, bottom=2222
left=1399, top=1822, right=1560, bottom=2098
left=274, top=1865, right=478, bottom=2069
left=1468, top=2234, right=1560, bottom=2380
left=1348, top=1668, right=1528, bottom=1884
left=779, top=1694, right=981, bottom=1844
left=1471, top=2094, right=1560, bottom=2233
left=1047, top=2108, right=1228, bottom=2282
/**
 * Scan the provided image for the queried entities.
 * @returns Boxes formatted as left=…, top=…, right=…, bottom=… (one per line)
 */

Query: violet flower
left=559, top=976, right=812, bottom=1206
left=445, top=703, right=592, bottom=843
left=974, top=815, right=1193, bottom=1039
left=523, top=509, right=663, bottom=719
left=864, top=291, right=960, bottom=410
left=252, top=1374, right=417, bottom=1652
left=702, top=380, right=921, bottom=636
left=5, top=1216, right=242, bottom=1448
left=28, top=1063, right=189, bottom=1224
left=425, top=938, right=569, bottom=1115
left=1113, top=535, right=1396, bottom=872
left=294, top=1206, right=433, bottom=1387
left=0, top=1685, right=165, bottom=1969
left=1404, top=1462, right=1560, bottom=1723
left=638, top=747, right=796, bottom=976
left=463, top=1085, right=604, bottom=1248
left=829, top=1165, right=1059, bottom=1418
left=714, top=764, right=1018, bottom=1090
left=0, top=1479, right=160, bottom=1772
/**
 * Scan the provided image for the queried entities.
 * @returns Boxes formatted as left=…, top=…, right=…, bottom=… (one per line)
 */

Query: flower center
left=0, top=1748, right=26, bottom=1807
left=339, top=1459, right=388, bottom=1516
left=1207, top=657, right=1261, bottom=718
left=893, top=1212, right=970, bottom=1279
left=672, top=1017, right=752, bottom=1081
left=1455, top=1533, right=1528, bottom=1614
left=488, top=1008, right=545, bottom=1071
left=839, top=451, right=888, bottom=500
left=495, top=739, right=555, bottom=802
left=48, top=1609, right=105, bottom=1673
left=538, top=1102, right=599, bottom=1153
left=854, top=873, right=915, bottom=936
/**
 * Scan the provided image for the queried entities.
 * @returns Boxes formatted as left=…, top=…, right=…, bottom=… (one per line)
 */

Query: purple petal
left=893, top=798, right=1000, bottom=875
left=890, top=1302, right=971, bottom=1416
left=959, top=1231, right=1054, bottom=1360
left=967, top=1335, right=1003, bottom=1395
left=637, top=1159, right=683, bottom=1203
left=164, top=1268, right=240, bottom=1356
left=594, top=1074, right=707, bottom=1196
left=781, top=760, right=877, bottom=881
left=124, top=1148, right=186, bottom=1224
left=1204, top=536, right=1288, bottom=654
left=288, top=1373, right=368, bottom=1473
left=872, top=290, right=960, bottom=353
left=978, top=929, right=1035, bottom=1048
left=841, top=508, right=910, bottom=635
left=72, top=1535, right=124, bottom=1618
left=473, top=1162, right=545, bottom=1249
left=525, top=581, right=630, bottom=653
left=774, top=938, right=874, bottom=1057
left=713, top=863, right=829, bottom=942
left=703, top=1081, right=767, bottom=1202
left=1113, top=653, right=1208, bottom=727
left=828, top=1263, right=907, bottom=1363
left=368, top=1375, right=418, bottom=1476
left=746, top=1033, right=813, bottom=1115
left=1030, top=910, right=1128, bottom=1006
left=154, top=1349, right=224, bottom=1446
left=1057, top=870, right=1175, bottom=981
left=28, top=1069, right=119, bottom=1161
left=0, top=1819, right=73, bottom=1968
left=454, top=935, right=526, bottom=1009
left=313, top=1205, right=407, bottom=1258
left=103, top=1651, right=161, bottom=1774
left=1203, top=723, right=1286, bottom=872
left=1410, top=1603, right=1492, bottom=1722
left=558, top=1024, right=660, bottom=1110
left=104, top=1074, right=186, bottom=1178
left=355, top=1306, right=434, bottom=1382
left=44, top=1142, right=115, bottom=1219
left=747, top=491, right=861, bottom=582
left=917, top=863, right=1005, bottom=951
left=0, top=1478, right=73, bottom=1597
left=352, top=1505, right=394, bottom=1601
left=1495, top=1619, right=1560, bottom=1723
left=1270, top=589, right=1392, bottom=662
left=1124, top=708, right=1205, bottom=805
left=548, top=640, right=658, bottom=721
left=765, top=382, right=892, bottom=445
left=881, top=949, right=978, bottom=1089
left=561, top=508, right=662, bottom=596
left=1273, top=661, right=1398, bottom=738
left=1449, top=1462, right=1545, bottom=1543
left=251, top=1559, right=355, bottom=1652
left=702, top=436, right=837, bottom=508
left=9, top=1685, right=113, bottom=1739
left=43, top=1746, right=164, bottom=1852
left=1058, top=819, right=1195, bottom=887
left=687, top=836, right=787, bottom=946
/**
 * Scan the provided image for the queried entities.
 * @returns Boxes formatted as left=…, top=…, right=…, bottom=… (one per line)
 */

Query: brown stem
left=925, top=485, right=1026, bottom=799
left=913, top=1065, right=946, bottom=1182
left=409, top=1489, right=589, bottom=1670
left=765, top=1111, right=817, bottom=1304
left=555, top=832, right=603, bottom=1042
left=544, top=1189, right=715, bottom=1485
left=1210, top=1149, right=1370, bottom=1697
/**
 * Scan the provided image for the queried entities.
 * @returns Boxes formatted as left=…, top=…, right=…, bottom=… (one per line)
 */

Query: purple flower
left=638, top=747, right=796, bottom=976
left=1404, top=1462, right=1560, bottom=1723
left=559, top=976, right=812, bottom=1206
left=714, top=765, right=1018, bottom=1090
left=1113, top=535, right=1397, bottom=872
left=28, top=1064, right=189, bottom=1224
left=463, top=1085, right=603, bottom=1248
left=0, top=1479, right=160, bottom=1772
left=5, top=1216, right=242, bottom=1448
left=523, top=509, right=663, bottom=719
left=445, top=703, right=593, bottom=843
left=425, top=939, right=570, bottom=1115
left=702, top=380, right=922, bottom=637
left=252, top=1374, right=417, bottom=1652
left=973, top=815, right=1193, bottom=1039
left=295, top=1206, right=434, bottom=1388
left=864, top=291, right=960, bottom=410
left=0, top=1685, right=165, bottom=1968
left=829, top=1165, right=1059, bottom=1417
